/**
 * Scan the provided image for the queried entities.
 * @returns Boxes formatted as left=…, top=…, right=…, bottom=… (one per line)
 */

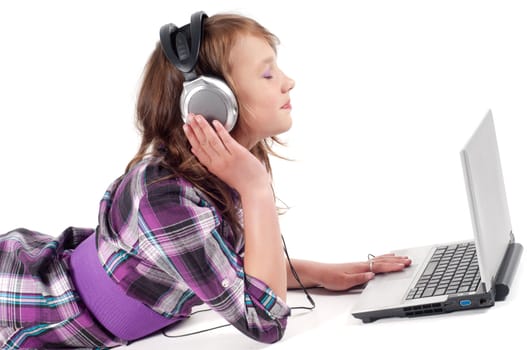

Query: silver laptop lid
left=460, top=110, right=512, bottom=292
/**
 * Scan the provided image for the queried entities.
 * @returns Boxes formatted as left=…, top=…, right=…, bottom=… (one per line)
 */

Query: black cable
left=163, top=319, right=231, bottom=338
left=281, top=235, right=316, bottom=311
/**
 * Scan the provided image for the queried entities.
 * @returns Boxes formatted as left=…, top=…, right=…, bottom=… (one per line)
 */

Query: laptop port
left=459, top=299, right=472, bottom=307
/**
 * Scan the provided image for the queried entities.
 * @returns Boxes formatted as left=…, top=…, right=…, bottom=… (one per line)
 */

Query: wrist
left=310, top=262, right=327, bottom=287
left=237, top=180, right=273, bottom=202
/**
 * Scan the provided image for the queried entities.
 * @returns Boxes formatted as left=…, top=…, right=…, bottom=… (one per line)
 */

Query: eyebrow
left=262, top=56, right=275, bottom=64
left=258, top=56, right=276, bottom=72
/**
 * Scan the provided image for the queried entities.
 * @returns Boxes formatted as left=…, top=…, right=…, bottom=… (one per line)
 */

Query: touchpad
left=382, top=264, right=418, bottom=281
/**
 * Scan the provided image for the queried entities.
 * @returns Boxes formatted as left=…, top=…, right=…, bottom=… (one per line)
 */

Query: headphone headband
left=159, top=11, right=239, bottom=132
left=160, top=11, right=208, bottom=79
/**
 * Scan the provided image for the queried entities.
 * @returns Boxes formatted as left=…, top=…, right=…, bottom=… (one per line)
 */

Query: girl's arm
left=287, top=256, right=412, bottom=291
left=183, top=114, right=287, bottom=300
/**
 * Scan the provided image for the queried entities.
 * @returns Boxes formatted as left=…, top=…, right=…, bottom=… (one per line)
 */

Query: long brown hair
left=127, top=14, right=283, bottom=234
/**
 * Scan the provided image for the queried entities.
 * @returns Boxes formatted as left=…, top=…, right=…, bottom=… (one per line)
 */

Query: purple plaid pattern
left=1, top=157, right=289, bottom=348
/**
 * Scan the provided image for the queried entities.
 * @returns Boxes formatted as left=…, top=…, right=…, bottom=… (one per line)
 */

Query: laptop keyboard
left=406, top=242, right=481, bottom=300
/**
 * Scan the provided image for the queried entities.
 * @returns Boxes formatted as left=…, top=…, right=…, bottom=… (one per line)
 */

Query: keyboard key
left=406, top=242, right=481, bottom=300
left=423, top=261, right=438, bottom=276
left=434, top=288, right=447, bottom=296
left=422, top=287, right=436, bottom=297
left=458, top=286, right=469, bottom=293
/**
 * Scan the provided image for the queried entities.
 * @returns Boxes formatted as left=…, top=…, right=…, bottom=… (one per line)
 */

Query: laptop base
left=353, top=291, right=494, bottom=323
left=353, top=237, right=522, bottom=323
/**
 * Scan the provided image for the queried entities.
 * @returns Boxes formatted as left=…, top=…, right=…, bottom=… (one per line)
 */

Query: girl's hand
left=317, top=254, right=412, bottom=291
left=183, top=114, right=270, bottom=195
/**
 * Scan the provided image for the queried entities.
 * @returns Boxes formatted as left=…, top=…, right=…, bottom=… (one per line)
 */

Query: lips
left=281, top=100, right=292, bottom=110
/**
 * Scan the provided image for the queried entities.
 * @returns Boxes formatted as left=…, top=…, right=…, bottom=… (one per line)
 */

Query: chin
left=270, top=122, right=292, bottom=137
left=281, top=116, right=293, bottom=132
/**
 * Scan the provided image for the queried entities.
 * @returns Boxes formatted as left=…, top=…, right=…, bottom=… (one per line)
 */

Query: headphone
left=160, top=11, right=238, bottom=132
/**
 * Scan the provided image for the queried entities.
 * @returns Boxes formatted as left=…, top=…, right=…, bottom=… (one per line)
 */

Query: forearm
left=242, top=187, right=287, bottom=301
left=286, top=259, right=323, bottom=289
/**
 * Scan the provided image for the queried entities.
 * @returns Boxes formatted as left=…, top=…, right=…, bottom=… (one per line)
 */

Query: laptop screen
left=460, top=110, right=512, bottom=291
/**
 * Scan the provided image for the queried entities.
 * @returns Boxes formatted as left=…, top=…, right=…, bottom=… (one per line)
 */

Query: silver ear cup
left=180, top=76, right=238, bottom=132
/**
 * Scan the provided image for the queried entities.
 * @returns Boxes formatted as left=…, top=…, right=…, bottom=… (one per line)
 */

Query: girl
left=0, top=12, right=411, bottom=348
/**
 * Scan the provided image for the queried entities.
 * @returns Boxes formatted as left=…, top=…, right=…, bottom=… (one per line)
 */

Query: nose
left=282, top=73, right=295, bottom=93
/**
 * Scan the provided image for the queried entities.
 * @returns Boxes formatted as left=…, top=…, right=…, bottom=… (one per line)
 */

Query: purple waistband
left=70, top=234, right=177, bottom=341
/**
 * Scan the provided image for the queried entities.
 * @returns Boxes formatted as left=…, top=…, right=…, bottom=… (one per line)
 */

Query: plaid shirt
left=0, top=157, right=289, bottom=348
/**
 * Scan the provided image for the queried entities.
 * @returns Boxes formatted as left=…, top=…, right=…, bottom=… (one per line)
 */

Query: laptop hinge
left=494, top=232, right=523, bottom=301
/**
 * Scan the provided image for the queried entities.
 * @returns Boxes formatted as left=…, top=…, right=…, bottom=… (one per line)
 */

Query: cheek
left=236, top=83, right=281, bottom=125
left=252, top=91, right=280, bottom=113
left=239, top=91, right=271, bottom=117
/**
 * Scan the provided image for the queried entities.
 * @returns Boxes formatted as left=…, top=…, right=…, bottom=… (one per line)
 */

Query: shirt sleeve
left=137, top=178, right=290, bottom=344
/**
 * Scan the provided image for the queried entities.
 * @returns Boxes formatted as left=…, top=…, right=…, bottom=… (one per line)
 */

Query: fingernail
left=187, top=114, right=194, bottom=122
left=367, top=272, right=375, bottom=279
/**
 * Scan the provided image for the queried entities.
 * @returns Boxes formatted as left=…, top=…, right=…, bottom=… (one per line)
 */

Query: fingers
left=367, top=254, right=412, bottom=274
left=212, top=120, right=235, bottom=154
left=370, top=261, right=407, bottom=273
left=346, top=272, right=375, bottom=288
left=183, top=114, right=229, bottom=162
left=323, top=257, right=411, bottom=276
left=323, top=272, right=375, bottom=292
left=182, top=121, right=210, bottom=164
left=376, top=256, right=412, bottom=266
left=351, top=255, right=412, bottom=274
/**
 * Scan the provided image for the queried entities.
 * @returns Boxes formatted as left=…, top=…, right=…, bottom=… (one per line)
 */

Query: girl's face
left=228, top=35, right=295, bottom=148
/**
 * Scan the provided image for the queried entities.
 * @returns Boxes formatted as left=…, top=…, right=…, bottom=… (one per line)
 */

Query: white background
left=1, top=0, right=525, bottom=289
left=1, top=0, right=525, bottom=349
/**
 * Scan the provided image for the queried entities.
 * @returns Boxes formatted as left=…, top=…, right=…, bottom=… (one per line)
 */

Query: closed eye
left=262, top=68, right=273, bottom=79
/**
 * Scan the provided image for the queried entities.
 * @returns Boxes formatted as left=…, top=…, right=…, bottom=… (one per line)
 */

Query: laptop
left=351, top=110, right=523, bottom=323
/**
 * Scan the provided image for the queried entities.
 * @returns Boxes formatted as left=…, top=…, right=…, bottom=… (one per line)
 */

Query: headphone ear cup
left=180, top=76, right=238, bottom=132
